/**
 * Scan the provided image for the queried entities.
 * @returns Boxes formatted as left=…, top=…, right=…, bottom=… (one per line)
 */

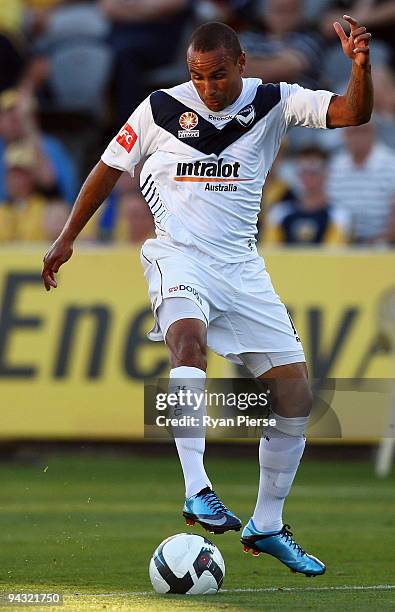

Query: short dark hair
left=188, top=22, right=242, bottom=62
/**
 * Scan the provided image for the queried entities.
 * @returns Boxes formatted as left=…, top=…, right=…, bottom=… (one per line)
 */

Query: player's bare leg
left=241, top=362, right=326, bottom=576
left=165, top=313, right=242, bottom=534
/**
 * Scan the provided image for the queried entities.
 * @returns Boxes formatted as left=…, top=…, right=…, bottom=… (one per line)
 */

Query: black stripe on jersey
left=149, top=83, right=281, bottom=156
left=153, top=207, right=164, bottom=218
left=141, top=173, right=152, bottom=191
left=151, top=197, right=161, bottom=213
left=146, top=188, right=157, bottom=204
left=142, top=180, right=155, bottom=198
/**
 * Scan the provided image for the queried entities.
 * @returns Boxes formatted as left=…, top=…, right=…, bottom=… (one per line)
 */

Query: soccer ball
left=149, top=533, right=225, bottom=595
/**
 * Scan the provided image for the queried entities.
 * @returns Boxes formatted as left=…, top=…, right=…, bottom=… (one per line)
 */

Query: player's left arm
left=326, top=15, right=373, bottom=128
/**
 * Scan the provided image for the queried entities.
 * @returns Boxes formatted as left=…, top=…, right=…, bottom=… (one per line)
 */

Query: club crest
left=235, top=105, right=256, bottom=127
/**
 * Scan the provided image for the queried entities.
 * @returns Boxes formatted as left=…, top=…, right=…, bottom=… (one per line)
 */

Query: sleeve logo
left=116, top=123, right=138, bottom=153
left=179, top=112, right=199, bottom=130
left=178, top=112, right=199, bottom=139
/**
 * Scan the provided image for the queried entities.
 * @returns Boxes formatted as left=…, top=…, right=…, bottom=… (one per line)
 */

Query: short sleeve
left=101, top=97, right=158, bottom=176
left=280, top=82, right=335, bottom=130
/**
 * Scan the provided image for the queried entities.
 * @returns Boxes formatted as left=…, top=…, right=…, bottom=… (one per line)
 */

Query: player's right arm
left=42, top=161, right=122, bottom=291
left=42, top=96, right=159, bottom=291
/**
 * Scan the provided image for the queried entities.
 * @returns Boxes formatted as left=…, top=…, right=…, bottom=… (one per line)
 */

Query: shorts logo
left=168, top=284, right=203, bottom=305
left=116, top=123, right=138, bottom=152
left=235, top=104, right=256, bottom=127
left=178, top=112, right=200, bottom=139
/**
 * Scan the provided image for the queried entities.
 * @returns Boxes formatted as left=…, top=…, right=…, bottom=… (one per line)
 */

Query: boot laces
left=201, top=490, right=228, bottom=514
left=280, top=524, right=306, bottom=556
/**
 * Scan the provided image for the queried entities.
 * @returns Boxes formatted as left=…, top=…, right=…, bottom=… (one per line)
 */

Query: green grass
left=0, top=450, right=394, bottom=611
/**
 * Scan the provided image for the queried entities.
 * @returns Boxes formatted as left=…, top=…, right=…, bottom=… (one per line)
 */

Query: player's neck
left=227, top=79, right=244, bottom=108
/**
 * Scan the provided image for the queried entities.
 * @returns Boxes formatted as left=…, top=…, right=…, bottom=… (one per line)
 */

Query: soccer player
left=42, top=16, right=373, bottom=577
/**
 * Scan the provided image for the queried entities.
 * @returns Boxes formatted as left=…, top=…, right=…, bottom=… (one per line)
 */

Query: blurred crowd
left=0, top=0, right=394, bottom=246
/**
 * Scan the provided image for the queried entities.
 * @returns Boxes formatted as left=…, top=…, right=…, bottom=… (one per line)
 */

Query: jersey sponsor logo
left=235, top=104, right=256, bottom=127
left=116, top=123, right=138, bottom=153
left=174, top=158, right=251, bottom=193
left=168, top=284, right=203, bottom=306
left=174, top=158, right=249, bottom=182
left=178, top=112, right=200, bottom=139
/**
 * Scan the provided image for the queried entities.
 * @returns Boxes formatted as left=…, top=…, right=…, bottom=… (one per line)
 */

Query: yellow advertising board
left=0, top=246, right=394, bottom=439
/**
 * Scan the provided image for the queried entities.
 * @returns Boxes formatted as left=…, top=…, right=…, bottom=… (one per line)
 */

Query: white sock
left=252, top=415, right=308, bottom=533
left=169, top=366, right=212, bottom=498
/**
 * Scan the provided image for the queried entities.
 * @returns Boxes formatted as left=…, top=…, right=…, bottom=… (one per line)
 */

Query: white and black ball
left=149, top=533, right=225, bottom=595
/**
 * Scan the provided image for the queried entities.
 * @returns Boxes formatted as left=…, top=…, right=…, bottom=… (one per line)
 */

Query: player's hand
left=42, top=237, right=73, bottom=291
left=333, top=15, right=371, bottom=67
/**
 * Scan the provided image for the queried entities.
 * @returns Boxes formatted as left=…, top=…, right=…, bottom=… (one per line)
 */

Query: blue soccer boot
left=183, top=487, right=242, bottom=534
left=241, top=519, right=326, bottom=576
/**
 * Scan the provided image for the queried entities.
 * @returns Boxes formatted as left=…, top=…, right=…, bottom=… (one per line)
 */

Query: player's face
left=187, top=46, right=245, bottom=112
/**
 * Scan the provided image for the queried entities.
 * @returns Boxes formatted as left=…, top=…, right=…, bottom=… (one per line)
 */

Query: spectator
left=371, top=64, right=395, bottom=149
left=0, top=34, right=25, bottom=94
left=24, top=0, right=112, bottom=178
left=0, top=1, right=27, bottom=93
left=240, top=0, right=323, bottom=89
left=0, top=88, right=78, bottom=204
left=113, top=191, right=155, bottom=243
left=75, top=169, right=155, bottom=243
left=262, top=143, right=296, bottom=211
left=0, top=141, right=68, bottom=242
left=28, top=0, right=111, bottom=117
left=264, top=146, right=350, bottom=244
left=24, top=0, right=62, bottom=39
left=194, top=1, right=257, bottom=27
left=327, top=122, right=395, bottom=244
left=100, top=0, right=191, bottom=126
left=303, top=0, right=334, bottom=24
left=25, top=0, right=60, bottom=7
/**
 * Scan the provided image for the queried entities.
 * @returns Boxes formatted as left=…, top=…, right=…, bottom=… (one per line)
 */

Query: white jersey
left=102, top=78, right=334, bottom=262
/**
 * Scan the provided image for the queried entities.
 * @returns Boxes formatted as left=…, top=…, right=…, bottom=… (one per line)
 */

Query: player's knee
left=171, top=331, right=207, bottom=371
left=269, top=384, right=313, bottom=435
left=292, top=370, right=313, bottom=416
left=277, top=387, right=313, bottom=421
left=271, top=375, right=313, bottom=418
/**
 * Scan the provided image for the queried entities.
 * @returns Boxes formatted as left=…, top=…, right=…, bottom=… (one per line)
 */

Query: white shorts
left=140, top=238, right=305, bottom=373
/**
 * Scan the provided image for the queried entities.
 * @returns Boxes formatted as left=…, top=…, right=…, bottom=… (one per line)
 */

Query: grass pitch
left=0, top=448, right=394, bottom=611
